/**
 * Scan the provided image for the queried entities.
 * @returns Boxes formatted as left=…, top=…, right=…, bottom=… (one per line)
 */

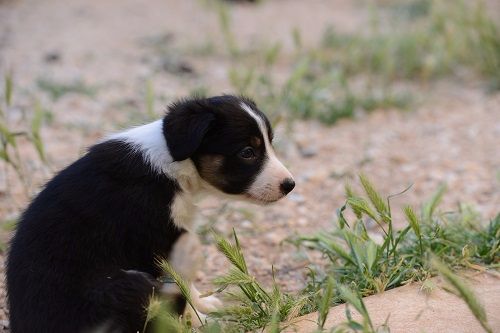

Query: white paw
left=190, top=284, right=223, bottom=314
left=196, top=294, right=223, bottom=314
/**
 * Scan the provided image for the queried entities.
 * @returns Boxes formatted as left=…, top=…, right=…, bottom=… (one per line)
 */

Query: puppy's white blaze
left=240, top=103, right=294, bottom=202
left=107, top=119, right=173, bottom=174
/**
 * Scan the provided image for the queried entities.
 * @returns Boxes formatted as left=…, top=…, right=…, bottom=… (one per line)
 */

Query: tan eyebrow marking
left=250, top=136, right=262, bottom=147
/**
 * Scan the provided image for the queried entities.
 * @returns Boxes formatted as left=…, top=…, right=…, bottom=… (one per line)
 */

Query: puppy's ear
left=163, top=103, right=215, bottom=161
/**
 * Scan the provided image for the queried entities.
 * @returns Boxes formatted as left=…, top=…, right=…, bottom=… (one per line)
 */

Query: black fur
left=7, top=140, right=185, bottom=332
left=163, top=107, right=215, bottom=161
left=6, top=95, right=277, bottom=332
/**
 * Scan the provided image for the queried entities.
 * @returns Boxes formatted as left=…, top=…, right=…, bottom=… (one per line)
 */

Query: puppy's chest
left=170, top=191, right=197, bottom=232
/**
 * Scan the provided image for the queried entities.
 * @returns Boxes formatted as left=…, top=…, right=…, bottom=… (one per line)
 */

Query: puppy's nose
left=280, top=178, right=295, bottom=195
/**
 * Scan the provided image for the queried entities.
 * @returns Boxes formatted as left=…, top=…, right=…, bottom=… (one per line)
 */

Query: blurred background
left=0, top=0, right=499, bottom=329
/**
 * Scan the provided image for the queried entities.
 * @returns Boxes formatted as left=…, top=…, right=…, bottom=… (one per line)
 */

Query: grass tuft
left=290, top=176, right=498, bottom=330
left=0, top=74, right=51, bottom=204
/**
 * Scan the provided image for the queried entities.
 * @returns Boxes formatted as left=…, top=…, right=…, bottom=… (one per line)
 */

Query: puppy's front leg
left=168, top=232, right=223, bottom=317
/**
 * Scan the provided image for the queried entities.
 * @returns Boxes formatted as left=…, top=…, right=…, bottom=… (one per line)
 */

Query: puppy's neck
left=107, top=119, right=205, bottom=193
left=105, top=119, right=215, bottom=232
left=166, top=159, right=203, bottom=194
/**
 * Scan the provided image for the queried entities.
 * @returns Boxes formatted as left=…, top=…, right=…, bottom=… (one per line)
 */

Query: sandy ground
left=286, top=272, right=500, bottom=332
left=0, top=0, right=499, bottom=330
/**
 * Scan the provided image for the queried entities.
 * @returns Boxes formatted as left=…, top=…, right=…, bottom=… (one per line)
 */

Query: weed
left=189, top=85, right=210, bottom=98
left=317, top=277, right=334, bottom=330
left=1, top=74, right=50, bottom=193
left=189, top=41, right=217, bottom=57
left=385, top=0, right=431, bottom=21
left=0, top=217, right=18, bottom=253
left=4, top=73, right=13, bottom=108
left=229, top=55, right=413, bottom=126
left=216, top=0, right=239, bottom=57
left=145, top=79, right=156, bottom=119
left=37, top=77, right=97, bottom=100
left=209, top=230, right=307, bottom=331
left=337, top=283, right=375, bottom=332
left=202, top=0, right=239, bottom=57
left=228, top=67, right=255, bottom=96
left=1, top=74, right=51, bottom=252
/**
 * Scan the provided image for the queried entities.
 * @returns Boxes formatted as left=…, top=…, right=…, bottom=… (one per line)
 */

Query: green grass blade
left=317, top=277, right=334, bottom=329
left=366, top=240, right=378, bottom=273
left=268, top=308, right=281, bottom=333
left=157, top=258, right=203, bottom=325
left=336, top=203, right=350, bottom=229
left=431, top=256, right=493, bottom=333
left=423, top=184, right=447, bottom=222
left=31, top=101, right=46, bottom=162
left=337, top=284, right=374, bottom=331
left=145, top=79, right=155, bottom=118
left=0, top=121, right=17, bottom=147
left=5, top=73, right=13, bottom=107
left=316, top=232, right=356, bottom=265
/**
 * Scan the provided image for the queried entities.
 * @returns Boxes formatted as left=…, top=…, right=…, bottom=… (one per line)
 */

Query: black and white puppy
left=6, top=95, right=295, bottom=333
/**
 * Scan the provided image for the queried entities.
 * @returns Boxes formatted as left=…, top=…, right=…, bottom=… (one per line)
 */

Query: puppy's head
left=164, top=95, right=295, bottom=203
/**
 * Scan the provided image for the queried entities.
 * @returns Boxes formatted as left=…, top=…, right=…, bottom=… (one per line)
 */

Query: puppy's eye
left=238, top=147, right=255, bottom=159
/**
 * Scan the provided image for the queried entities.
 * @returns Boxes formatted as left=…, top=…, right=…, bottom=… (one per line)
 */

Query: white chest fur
left=170, top=190, right=196, bottom=232
left=166, top=159, right=203, bottom=232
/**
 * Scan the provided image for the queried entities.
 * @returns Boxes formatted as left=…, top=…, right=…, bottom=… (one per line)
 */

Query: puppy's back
left=7, top=140, right=183, bottom=332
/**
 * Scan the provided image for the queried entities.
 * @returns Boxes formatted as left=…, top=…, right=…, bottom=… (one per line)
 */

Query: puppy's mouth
left=244, top=194, right=283, bottom=205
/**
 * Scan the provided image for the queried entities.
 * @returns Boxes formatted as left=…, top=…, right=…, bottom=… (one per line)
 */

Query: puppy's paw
left=190, top=284, right=223, bottom=314
left=186, top=297, right=223, bottom=327
left=195, top=294, right=223, bottom=314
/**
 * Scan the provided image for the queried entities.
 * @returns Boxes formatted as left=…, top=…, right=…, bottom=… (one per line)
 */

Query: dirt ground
left=286, top=273, right=500, bottom=333
left=0, top=0, right=499, bottom=330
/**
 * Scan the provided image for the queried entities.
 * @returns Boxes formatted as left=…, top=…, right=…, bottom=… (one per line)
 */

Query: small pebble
left=44, top=51, right=61, bottom=63
left=241, top=220, right=253, bottom=228
left=299, top=146, right=318, bottom=158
